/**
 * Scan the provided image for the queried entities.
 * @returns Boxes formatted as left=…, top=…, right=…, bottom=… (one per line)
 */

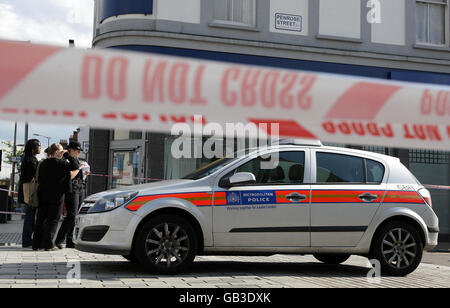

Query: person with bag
left=32, top=143, right=79, bottom=251
left=18, top=139, right=41, bottom=248
left=55, top=141, right=85, bottom=249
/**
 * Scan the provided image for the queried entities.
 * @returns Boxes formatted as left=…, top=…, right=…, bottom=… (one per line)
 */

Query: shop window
left=112, top=151, right=140, bottom=188
left=409, top=150, right=449, bottom=164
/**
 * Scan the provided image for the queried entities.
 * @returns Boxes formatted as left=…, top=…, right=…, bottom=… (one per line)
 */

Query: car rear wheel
left=135, top=215, right=198, bottom=274
left=370, top=221, right=423, bottom=276
left=313, top=254, right=351, bottom=265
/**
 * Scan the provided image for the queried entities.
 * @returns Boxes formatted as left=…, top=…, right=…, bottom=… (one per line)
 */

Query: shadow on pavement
left=0, top=258, right=372, bottom=281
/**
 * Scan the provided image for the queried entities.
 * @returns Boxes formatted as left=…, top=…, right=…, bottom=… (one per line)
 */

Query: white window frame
left=415, top=0, right=449, bottom=46
left=212, top=0, right=257, bottom=29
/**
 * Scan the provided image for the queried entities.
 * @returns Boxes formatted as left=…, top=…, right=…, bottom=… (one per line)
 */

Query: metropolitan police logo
left=226, top=192, right=241, bottom=205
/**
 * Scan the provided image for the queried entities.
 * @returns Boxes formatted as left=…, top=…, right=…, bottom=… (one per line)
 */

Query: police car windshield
left=182, top=157, right=237, bottom=180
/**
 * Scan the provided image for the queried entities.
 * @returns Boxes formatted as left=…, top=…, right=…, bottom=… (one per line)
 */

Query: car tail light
left=418, top=188, right=432, bottom=208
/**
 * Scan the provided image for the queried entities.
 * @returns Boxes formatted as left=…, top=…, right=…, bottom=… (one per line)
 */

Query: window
left=113, top=129, right=142, bottom=140
left=316, top=153, right=386, bottom=184
left=182, top=157, right=236, bottom=180
left=409, top=150, right=449, bottom=164
left=111, top=151, right=140, bottom=188
left=366, top=159, right=385, bottom=183
left=316, top=153, right=365, bottom=183
left=213, top=0, right=256, bottom=27
left=318, top=0, right=361, bottom=39
left=231, top=151, right=305, bottom=185
left=416, top=0, right=448, bottom=45
left=98, top=0, right=154, bottom=23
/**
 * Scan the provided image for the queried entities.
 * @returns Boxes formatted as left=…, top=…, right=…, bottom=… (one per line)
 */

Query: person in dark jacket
left=32, top=143, right=79, bottom=251
left=55, top=141, right=84, bottom=249
left=18, top=139, right=41, bottom=248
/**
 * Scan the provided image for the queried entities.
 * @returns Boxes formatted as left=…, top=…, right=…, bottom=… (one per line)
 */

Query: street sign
left=10, top=156, right=21, bottom=163
left=275, top=13, right=302, bottom=32
left=83, top=141, right=89, bottom=153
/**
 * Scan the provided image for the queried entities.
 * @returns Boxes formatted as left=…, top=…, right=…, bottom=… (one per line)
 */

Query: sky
left=0, top=0, right=94, bottom=179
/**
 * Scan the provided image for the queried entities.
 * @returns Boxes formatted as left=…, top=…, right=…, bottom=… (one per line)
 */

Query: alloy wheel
left=144, top=222, right=190, bottom=268
left=381, top=228, right=417, bottom=270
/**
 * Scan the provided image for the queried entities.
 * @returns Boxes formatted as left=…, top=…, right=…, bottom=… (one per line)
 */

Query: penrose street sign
left=275, top=13, right=302, bottom=32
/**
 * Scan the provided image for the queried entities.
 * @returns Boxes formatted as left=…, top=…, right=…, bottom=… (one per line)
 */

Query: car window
left=316, top=152, right=364, bottom=183
left=182, top=157, right=237, bottom=180
left=232, top=151, right=306, bottom=185
left=366, top=159, right=385, bottom=183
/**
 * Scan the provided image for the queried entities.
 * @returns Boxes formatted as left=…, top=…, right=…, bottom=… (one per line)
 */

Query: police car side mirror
left=219, top=172, right=257, bottom=188
left=229, top=172, right=256, bottom=186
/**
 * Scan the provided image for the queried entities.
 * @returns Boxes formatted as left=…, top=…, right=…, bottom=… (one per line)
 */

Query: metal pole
left=9, top=122, right=17, bottom=219
left=24, top=123, right=28, bottom=143
left=34, top=134, right=51, bottom=149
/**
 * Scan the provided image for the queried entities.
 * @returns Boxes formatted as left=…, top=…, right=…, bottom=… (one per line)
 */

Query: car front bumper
left=73, top=207, right=140, bottom=255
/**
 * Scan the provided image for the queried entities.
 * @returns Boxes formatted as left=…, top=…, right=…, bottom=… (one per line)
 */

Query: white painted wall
left=371, top=0, right=405, bottom=45
left=270, top=0, right=309, bottom=36
left=319, top=0, right=361, bottom=39
left=157, top=0, right=201, bottom=24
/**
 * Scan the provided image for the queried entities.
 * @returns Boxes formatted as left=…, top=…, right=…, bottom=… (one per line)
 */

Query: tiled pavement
left=0, top=233, right=22, bottom=245
left=1, top=218, right=449, bottom=288
left=0, top=246, right=449, bottom=288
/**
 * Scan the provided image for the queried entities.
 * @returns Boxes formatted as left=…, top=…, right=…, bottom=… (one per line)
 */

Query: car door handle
left=286, top=192, right=307, bottom=202
left=358, top=193, right=379, bottom=202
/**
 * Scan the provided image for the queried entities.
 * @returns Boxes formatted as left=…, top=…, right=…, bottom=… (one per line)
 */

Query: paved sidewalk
left=1, top=218, right=449, bottom=288
left=0, top=216, right=23, bottom=233
left=0, top=216, right=23, bottom=246
left=0, top=246, right=449, bottom=288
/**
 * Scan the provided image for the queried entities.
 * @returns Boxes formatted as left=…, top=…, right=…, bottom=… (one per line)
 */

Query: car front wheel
left=135, top=214, right=198, bottom=274
left=370, top=221, right=423, bottom=276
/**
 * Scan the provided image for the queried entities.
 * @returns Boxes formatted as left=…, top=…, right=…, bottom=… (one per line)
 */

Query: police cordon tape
left=0, top=211, right=25, bottom=216
left=2, top=184, right=450, bottom=194
left=423, top=184, right=450, bottom=190
left=1, top=41, right=450, bottom=150
left=0, top=187, right=17, bottom=195
left=1, top=183, right=450, bottom=216
left=89, top=173, right=163, bottom=182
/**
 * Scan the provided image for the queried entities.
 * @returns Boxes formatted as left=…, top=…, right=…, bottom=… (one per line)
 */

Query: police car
left=74, top=140, right=439, bottom=276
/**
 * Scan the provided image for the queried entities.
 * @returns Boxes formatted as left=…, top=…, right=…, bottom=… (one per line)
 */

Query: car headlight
left=88, top=191, right=139, bottom=213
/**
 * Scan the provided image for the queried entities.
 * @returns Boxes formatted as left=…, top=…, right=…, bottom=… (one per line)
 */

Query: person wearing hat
left=55, top=141, right=84, bottom=249
left=32, top=143, right=79, bottom=251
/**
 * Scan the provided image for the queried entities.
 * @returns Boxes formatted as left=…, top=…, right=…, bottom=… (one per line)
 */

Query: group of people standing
left=18, top=139, right=88, bottom=251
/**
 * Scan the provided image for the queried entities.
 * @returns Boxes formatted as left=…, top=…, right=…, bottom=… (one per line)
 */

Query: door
left=310, top=150, right=386, bottom=247
left=213, top=150, right=311, bottom=247
left=110, top=150, right=144, bottom=189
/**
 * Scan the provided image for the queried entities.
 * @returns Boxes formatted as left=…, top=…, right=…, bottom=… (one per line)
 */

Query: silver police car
left=74, top=140, right=439, bottom=276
